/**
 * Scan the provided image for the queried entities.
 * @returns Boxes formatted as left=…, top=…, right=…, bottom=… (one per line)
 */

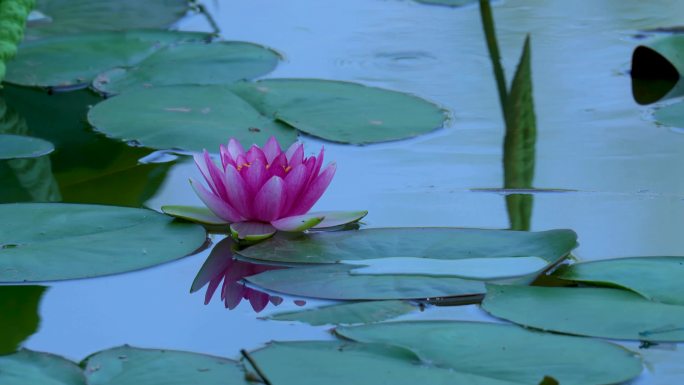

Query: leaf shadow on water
left=0, top=85, right=173, bottom=206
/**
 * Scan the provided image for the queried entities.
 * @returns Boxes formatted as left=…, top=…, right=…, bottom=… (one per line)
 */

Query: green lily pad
left=93, top=42, right=280, bottom=95
left=336, top=321, right=643, bottom=385
left=247, top=341, right=525, bottom=385
left=229, top=79, right=447, bottom=144
left=246, top=263, right=486, bottom=300
left=87, top=85, right=298, bottom=152
left=653, top=101, right=684, bottom=129
left=0, top=203, right=206, bottom=282
left=482, top=284, right=684, bottom=342
left=5, top=30, right=210, bottom=89
left=0, top=286, right=46, bottom=354
left=554, top=256, right=684, bottom=305
left=26, top=0, right=190, bottom=39
left=0, top=134, right=54, bottom=160
left=83, top=346, right=249, bottom=385
left=238, top=228, right=577, bottom=265
left=311, top=210, right=368, bottom=229
left=268, top=300, right=416, bottom=326
left=0, top=349, right=86, bottom=385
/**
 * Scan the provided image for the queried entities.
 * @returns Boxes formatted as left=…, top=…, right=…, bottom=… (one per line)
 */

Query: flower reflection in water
left=191, top=237, right=305, bottom=312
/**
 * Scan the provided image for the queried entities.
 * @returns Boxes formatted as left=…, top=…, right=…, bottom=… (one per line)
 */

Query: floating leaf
left=0, top=134, right=54, bottom=160
left=88, top=85, right=297, bottom=152
left=337, top=321, right=643, bottom=385
left=83, top=346, right=249, bottom=385
left=554, top=256, right=684, bottom=305
left=5, top=30, right=210, bottom=88
left=0, top=285, right=45, bottom=354
left=310, top=210, right=368, bottom=229
left=247, top=341, right=524, bottom=385
left=349, top=256, right=548, bottom=279
left=653, top=101, right=684, bottom=129
left=0, top=349, right=86, bottom=385
left=0, top=203, right=206, bottom=282
left=230, top=221, right=276, bottom=242
left=93, top=42, right=280, bottom=95
left=238, top=228, right=577, bottom=265
left=26, top=0, right=190, bottom=38
left=0, top=0, right=35, bottom=81
left=246, top=264, right=486, bottom=300
left=482, top=284, right=684, bottom=342
left=414, top=0, right=479, bottom=7
left=229, top=79, right=447, bottom=144
left=268, top=300, right=416, bottom=326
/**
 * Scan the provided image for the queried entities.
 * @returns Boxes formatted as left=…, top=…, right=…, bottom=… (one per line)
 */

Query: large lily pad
left=26, top=0, right=190, bottom=39
left=0, top=285, right=45, bottom=354
left=246, top=263, right=486, bottom=300
left=93, top=42, right=280, bottom=95
left=229, top=79, right=447, bottom=144
left=88, top=85, right=297, bottom=151
left=0, top=134, right=54, bottom=160
left=238, top=228, right=577, bottom=265
left=247, top=341, right=524, bottom=385
left=482, top=284, right=684, bottom=342
left=0, top=203, right=206, bottom=282
left=83, top=346, right=249, bottom=385
left=554, top=256, right=684, bottom=305
left=336, top=321, right=643, bottom=385
left=268, top=300, right=416, bottom=326
left=0, top=349, right=86, bottom=385
left=5, top=30, right=210, bottom=89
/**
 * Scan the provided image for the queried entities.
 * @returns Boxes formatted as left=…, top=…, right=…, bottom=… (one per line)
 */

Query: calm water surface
left=6, top=1, right=684, bottom=383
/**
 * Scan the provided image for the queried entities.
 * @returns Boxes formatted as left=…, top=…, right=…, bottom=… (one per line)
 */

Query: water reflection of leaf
left=1, top=85, right=171, bottom=206
left=192, top=237, right=297, bottom=313
left=0, top=97, right=61, bottom=203
left=0, top=285, right=46, bottom=355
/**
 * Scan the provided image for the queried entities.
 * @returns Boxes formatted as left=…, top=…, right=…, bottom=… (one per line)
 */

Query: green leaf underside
left=482, top=284, right=684, bottom=342
left=229, top=79, right=447, bottom=144
left=246, top=264, right=487, bottom=300
left=5, top=30, right=210, bottom=88
left=310, top=210, right=367, bottom=228
left=0, top=286, right=45, bottom=354
left=0, top=134, right=54, bottom=160
left=0, top=203, right=206, bottom=282
left=161, top=205, right=228, bottom=226
left=83, top=346, right=249, bottom=385
left=87, top=85, right=298, bottom=152
left=248, top=341, right=525, bottom=385
left=268, top=300, right=416, bottom=326
left=230, top=221, right=276, bottom=241
left=554, top=256, right=684, bottom=305
left=238, top=227, right=577, bottom=265
left=271, top=214, right=324, bottom=232
left=93, top=42, right=280, bottom=95
left=336, top=321, right=642, bottom=385
left=0, top=349, right=86, bottom=385
left=348, top=256, right=548, bottom=279
left=26, top=0, right=189, bottom=38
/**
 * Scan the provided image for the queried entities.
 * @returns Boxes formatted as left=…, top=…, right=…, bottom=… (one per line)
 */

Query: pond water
left=3, top=0, right=684, bottom=383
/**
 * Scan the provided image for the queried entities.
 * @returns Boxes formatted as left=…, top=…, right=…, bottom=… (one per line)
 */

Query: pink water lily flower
left=191, top=137, right=362, bottom=240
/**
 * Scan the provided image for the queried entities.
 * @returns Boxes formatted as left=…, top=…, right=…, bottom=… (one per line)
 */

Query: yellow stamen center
left=237, top=162, right=251, bottom=171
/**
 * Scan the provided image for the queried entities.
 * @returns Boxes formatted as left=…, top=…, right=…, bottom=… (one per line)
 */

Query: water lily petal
left=268, top=152, right=288, bottom=179
left=203, top=150, right=228, bottom=200
left=263, top=136, right=282, bottom=163
left=248, top=289, right=270, bottom=312
left=272, top=213, right=325, bottom=232
left=290, top=162, right=336, bottom=215
left=227, top=138, right=245, bottom=161
left=282, top=164, right=311, bottom=216
left=189, top=178, right=244, bottom=222
left=242, top=158, right=268, bottom=194
left=253, top=176, right=286, bottom=222
left=307, top=146, right=325, bottom=187
left=224, top=165, right=251, bottom=218
left=230, top=221, right=277, bottom=242
left=219, top=144, right=236, bottom=169
left=224, top=281, right=245, bottom=309
left=204, top=276, right=222, bottom=305
left=270, top=296, right=284, bottom=306
left=193, top=152, right=220, bottom=196
left=246, top=145, right=267, bottom=164
left=310, top=210, right=368, bottom=228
